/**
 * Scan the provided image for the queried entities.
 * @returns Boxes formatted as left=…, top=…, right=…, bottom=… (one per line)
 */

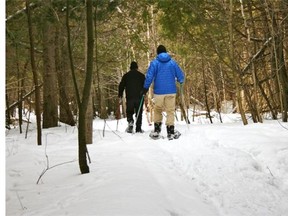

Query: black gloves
left=140, top=88, right=149, bottom=96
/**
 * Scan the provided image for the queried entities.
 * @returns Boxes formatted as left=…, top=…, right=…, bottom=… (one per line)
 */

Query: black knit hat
left=130, top=61, right=138, bottom=70
left=157, top=45, right=167, bottom=54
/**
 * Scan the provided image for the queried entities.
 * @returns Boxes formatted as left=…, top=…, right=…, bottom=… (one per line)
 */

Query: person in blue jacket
left=142, top=45, right=184, bottom=139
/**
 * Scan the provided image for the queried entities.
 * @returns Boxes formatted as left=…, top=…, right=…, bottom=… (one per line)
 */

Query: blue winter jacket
left=144, top=53, right=184, bottom=95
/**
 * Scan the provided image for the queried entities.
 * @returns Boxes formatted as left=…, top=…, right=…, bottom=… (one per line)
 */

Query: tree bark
left=6, top=92, right=11, bottom=129
left=42, top=1, right=58, bottom=128
left=26, top=0, right=42, bottom=145
left=16, top=44, right=24, bottom=133
left=85, top=89, right=93, bottom=144
left=56, top=19, right=75, bottom=126
left=264, top=0, right=288, bottom=122
left=202, top=58, right=213, bottom=124
left=68, top=0, right=94, bottom=173
left=242, top=0, right=262, bottom=123
left=229, top=0, right=248, bottom=125
left=66, top=0, right=91, bottom=174
left=77, top=0, right=94, bottom=173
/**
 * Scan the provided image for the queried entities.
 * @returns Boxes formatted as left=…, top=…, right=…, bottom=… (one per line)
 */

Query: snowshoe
left=167, top=130, right=181, bottom=140
left=149, top=131, right=162, bottom=140
left=167, top=134, right=173, bottom=140
left=173, top=130, right=181, bottom=139
left=125, top=125, right=133, bottom=133
left=125, top=121, right=134, bottom=133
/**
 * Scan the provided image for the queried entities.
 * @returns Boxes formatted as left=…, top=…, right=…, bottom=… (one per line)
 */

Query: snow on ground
left=5, top=112, right=288, bottom=216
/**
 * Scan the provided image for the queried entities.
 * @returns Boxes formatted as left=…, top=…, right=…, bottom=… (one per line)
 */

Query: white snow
left=5, top=111, right=288, bottom=216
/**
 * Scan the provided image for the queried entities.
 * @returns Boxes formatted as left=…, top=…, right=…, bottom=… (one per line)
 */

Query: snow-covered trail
left=154, top=123, right=288, bottom=216
left=89, top=119, right=288, bottom=216
left=6, top=127, right=218, bottom=216
left=86, top=133, right=219, bottom=216
left=5, top=117, right=288, bottom=216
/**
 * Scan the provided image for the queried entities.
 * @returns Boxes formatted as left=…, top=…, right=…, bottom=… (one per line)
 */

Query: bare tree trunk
left=239, top=0, right=261, bottom=122
left=277, top=36, right=288, bottom=122
left=79, top=0, right=94, bottom=172
left=229, top=0, right=248, bottom=125
left=42, top=1, right=58, bottom=128
left=93, top=7, right=107, bottom=120
left=202, top=58, right=213, bottom=123
left=243, top=0, right=262, bottom=123
left=26, top=0, right=42, bottom=145
left=56, top=24, right=75, bottom=126
left=85, top=88, right=93, bottom=144
left=209, top=65, right=223, bottom=123
left=243, top=85, right=258, bottom=122
left=6, top=92, right=11, bottom=129
left=277, top=2, right=288, bottom=121
left=247, top=2, right=277, bottom=119
left=219, top=64, right=226, bottom=103
left=178, top=61, right=190, bottom=124
left=264, top=0, right=288, bottom=122
left=66, top=0, right=92, bottom=174
left=16, top=44, right=23, bottom=133
left=93, top=5, right=100, bottom=117
left=244, top=0, right=279, bottom=119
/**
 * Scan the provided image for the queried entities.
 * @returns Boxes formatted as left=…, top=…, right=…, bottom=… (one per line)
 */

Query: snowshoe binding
left=167, top=125, right=181, bottom=140
left=125, top=122, right=134, bottom=133
left=149, top=131, right=163, bottom=140
left=172, top=130, right=181, bottom=140
left=149, top=122, right=162, bottom=139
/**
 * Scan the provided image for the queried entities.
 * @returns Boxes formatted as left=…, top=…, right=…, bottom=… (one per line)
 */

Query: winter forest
left=4, top=0, right=288, bottom=215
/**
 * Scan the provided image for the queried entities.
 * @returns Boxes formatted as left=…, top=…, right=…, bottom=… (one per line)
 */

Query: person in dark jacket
left=142, top=45, right=184, bottom=139
left=118, top=61, right=145, bottom=133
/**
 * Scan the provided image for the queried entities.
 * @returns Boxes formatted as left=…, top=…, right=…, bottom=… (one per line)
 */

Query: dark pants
left=126, top=98, right=143, bottom=130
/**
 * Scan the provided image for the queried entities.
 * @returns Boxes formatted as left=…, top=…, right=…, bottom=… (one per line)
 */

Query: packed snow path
left=6, top=117, right=288, bottom=216
left=88, top=132, right=219, bottom=216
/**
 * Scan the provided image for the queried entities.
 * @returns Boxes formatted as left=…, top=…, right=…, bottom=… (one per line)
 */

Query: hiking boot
left=167, top=125, right=175, bottom=140
left=126, top=121, right=134, bottom=133
left=154, top=122, right=162, bottom=133
left=136, top=126, right=144, bottom=133
left=136, top=128, right=144, bottom=133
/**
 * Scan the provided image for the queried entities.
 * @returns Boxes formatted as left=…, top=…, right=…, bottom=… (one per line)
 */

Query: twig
left=36, top=133, right=76, bottom=184
left=104, top=120, right=124, bottom=141
left=25, top=108, right=31, bottom=139
left=267, top=166, right=274, bottom=177
left=276, top=119, right=288, bottom=131
left=116, top=119, right=119, bottom=131
left=103, top=119, right=106, bottom=137
left=16, top=191, right=26, bottom=210
left=86, top=147, right=91, bottom=164
left=36, top=160, right=76, bottom=184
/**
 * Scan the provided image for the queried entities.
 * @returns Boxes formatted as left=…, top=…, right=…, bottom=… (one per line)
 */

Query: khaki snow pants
left=153, top=94, right=176, bottom=126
